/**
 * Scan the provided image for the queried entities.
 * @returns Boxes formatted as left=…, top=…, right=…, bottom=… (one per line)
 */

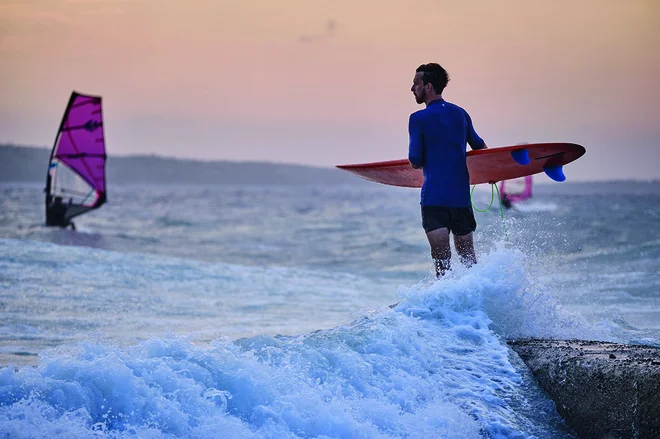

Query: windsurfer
left=44, top=91, right=106, bottom=229
left=46, top=196, right=76, bottom=230
left=501, top=193, right=512, bottom=209
left=499, top=176, right=532, bottom=209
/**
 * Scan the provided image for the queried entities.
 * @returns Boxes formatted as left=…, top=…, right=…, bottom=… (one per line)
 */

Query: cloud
left=0, top=3, right=82, bottom=27
left=0, top=3, right=84, bottom=53
left=298, top=19, right=337, bottom=43
left=0, top=35, right=28, bottom=53
left=63, top=0, right=130, bottom=16
left=64, top=0, right=141, bottom=3
left=76, top=7, right=124, bottom=16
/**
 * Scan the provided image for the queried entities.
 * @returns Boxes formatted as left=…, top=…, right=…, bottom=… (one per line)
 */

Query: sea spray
left=0, top=250, right=585, bottom=438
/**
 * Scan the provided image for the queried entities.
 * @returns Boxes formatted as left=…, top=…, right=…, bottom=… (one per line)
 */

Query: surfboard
left=336, top=142, right=586, bottom=187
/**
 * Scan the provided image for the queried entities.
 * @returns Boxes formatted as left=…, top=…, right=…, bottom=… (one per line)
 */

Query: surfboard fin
left=544, top=165, right=566, bottom=182
left=511, top=149, right=530, bottom=165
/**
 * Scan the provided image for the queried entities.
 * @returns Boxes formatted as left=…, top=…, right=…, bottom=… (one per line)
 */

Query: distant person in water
left=408, top=63, right=487, bottom=277
left=501, top=193, right=512, bottom=209
left=46, top=196, right=76, bottom=230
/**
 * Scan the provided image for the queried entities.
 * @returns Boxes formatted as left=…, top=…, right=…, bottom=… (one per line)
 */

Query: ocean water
left=1, top=180, right=659, bottom=438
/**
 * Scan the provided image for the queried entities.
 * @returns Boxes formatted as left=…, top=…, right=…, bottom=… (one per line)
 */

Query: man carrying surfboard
left=408, top=63, right=487, bottom=277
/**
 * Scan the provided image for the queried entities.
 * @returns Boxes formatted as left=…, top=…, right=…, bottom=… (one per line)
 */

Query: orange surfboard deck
left=336, top=142, right=586, bottom=187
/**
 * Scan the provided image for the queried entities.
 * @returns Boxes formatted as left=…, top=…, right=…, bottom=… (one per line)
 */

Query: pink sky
left=1, top=0, right=659, bottom=180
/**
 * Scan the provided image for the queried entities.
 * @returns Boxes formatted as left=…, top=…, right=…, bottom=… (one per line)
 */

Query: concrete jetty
left=508, top=339, right=660, bottom=439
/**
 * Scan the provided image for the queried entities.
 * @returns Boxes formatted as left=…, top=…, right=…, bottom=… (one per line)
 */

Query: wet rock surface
left=508, top=339, right=660, bottom=439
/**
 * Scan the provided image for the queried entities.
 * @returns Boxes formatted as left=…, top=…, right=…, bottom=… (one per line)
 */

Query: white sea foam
left=1, top=246, right=586, bottom=438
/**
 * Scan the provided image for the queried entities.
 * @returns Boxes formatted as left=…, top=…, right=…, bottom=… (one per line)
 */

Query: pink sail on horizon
left=51, top=92, right=106, bottom=193
left=500, top=175, right=532, bottom=204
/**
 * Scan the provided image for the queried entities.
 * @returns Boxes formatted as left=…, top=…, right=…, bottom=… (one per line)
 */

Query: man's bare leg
left=426, top=227, right=451, bottom=277
left=454, top=232, right=477, bottom=267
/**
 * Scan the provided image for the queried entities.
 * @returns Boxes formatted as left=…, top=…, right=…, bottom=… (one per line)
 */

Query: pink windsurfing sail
left=500, top=175, right=532, bottom=207
left=45, top=91, right=107, bottom=227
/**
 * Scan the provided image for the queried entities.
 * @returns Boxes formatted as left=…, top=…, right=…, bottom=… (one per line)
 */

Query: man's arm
left=408, top=113, right=424, bottom=169
left=465, top=112, right=487, bottom=150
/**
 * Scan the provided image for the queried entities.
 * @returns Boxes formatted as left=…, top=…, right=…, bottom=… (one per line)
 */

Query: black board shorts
left=421, top=206, right=477, bottom=236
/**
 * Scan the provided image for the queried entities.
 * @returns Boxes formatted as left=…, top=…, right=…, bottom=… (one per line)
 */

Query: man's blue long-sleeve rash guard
left=408, top=99, right=486, bottom=207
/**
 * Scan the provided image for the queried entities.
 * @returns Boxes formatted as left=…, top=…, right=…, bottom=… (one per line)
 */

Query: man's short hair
left=416, top=63, right=450, bottom=94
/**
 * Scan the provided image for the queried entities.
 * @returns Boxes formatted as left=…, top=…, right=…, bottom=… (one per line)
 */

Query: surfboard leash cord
left=470, top=183, right=510, bottom=246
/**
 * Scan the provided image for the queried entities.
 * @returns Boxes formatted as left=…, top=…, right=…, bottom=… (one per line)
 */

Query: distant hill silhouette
left=0, top=144, right=365, bottom=186
left=2, top=144, right=657, bottom=193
